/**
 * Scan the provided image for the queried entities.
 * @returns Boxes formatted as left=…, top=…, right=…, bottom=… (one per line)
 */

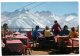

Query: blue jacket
left=32, top=29, right=39, bottom=38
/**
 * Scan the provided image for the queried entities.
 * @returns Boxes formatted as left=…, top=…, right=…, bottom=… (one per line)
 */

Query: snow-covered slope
left=1, top=10, right=78, bottom=30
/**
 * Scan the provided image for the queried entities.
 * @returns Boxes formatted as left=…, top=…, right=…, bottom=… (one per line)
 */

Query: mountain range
left=1, top=9, right=78, bottom=31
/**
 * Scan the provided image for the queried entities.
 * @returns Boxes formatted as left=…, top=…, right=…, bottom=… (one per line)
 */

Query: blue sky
left=1, top=2, right=78, bottom=15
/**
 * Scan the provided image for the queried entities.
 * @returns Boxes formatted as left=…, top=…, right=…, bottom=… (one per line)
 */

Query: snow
left=1, top=10, right=78, bottom=31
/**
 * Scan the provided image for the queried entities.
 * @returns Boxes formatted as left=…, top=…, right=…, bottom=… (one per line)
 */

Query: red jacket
left=52, top=23, right=61, bottom=32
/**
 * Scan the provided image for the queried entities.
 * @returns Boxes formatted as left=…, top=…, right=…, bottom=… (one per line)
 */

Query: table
left=2, top=32, right=29, bottom=54
left=54, top=36, right=69, bottom=43
left=2, top=33, right=29, bottom=44
left=70, top=38, right=79, bottom=46
left=70, top=38, right=79, bottom=53
left=2, top=32, right=28, bottom=39
left=14, top=34, right=28, bottom=39
left=6, top=40, right=24, bottom=54
left=13, top=32, right=21, bottom=35
left=13, top=34, right=29, bottom=44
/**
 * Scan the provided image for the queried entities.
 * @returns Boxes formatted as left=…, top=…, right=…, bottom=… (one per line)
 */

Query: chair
left=26, top=31, right=32, bottom=41
left=24, top=43, right=32, bottom=55
left=36, top=32, right=45, bottom=47
left=26, top=31, right=34, bottom=48
left=57, top=37, right=70, bottom=51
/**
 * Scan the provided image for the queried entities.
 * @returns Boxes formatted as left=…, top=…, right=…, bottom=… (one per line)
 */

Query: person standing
left=51, top=20, right=61, bottom=36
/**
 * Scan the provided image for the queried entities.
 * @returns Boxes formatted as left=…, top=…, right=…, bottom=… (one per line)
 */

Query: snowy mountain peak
left=64, top=13, right=78, bottom=16
left=1, top=11, right=78, bottom=30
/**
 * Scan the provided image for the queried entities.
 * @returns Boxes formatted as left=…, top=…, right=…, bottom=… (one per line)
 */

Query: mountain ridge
left=1, top=10, right=78, bottom=30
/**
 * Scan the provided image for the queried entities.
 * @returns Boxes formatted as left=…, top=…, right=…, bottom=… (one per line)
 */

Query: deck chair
left=26, top=31, right=32, bottom=41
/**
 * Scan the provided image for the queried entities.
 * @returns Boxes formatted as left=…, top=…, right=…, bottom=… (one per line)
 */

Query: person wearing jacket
left=60, top=25, right=69, bottom=36
left=51, top=20, right=61, bottom=36
left=32, top=26, right=40, bottom=47
left=44, top=26, right=53, bottom=40
left=69, top=27, right=78, bottom=38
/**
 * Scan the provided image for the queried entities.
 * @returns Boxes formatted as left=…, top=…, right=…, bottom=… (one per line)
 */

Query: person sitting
left=32, top=26, right=40, bottom=47
left=2, top=23, right=8, bottom=37
left=60, top=25, right=69, bottom=36
left=69, top=27, right=78, bottom=38
left=44, top=26, right=53, bottom=40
